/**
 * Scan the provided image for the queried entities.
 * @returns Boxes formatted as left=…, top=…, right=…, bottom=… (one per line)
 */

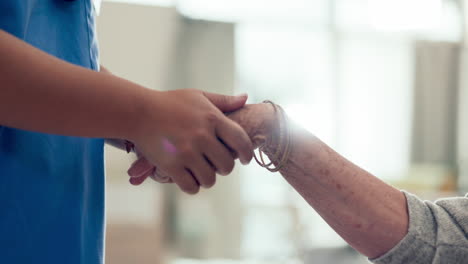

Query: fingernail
left=129, top=177, right=139, bottom=186
left=128, top=159, right=152, bottom=178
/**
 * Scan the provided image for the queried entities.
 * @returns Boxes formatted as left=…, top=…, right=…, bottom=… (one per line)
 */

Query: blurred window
left=233, top=0, right=462, bottom=258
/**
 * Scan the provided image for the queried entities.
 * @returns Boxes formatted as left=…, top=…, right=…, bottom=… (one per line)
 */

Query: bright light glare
left=104, top=0, right=175, bottom=7
left=177, top=0, right=327, bottom=23
left=369, top=0, right=442, bottom=32
left=285, top=104, right=335, bottom=146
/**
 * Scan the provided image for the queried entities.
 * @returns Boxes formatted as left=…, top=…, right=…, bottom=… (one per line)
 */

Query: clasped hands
left=111, top=89, right=277, bottom=194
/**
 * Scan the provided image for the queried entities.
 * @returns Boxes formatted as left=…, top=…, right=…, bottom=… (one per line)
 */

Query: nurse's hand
left=127, top=103, right=277, bottom=186
left=128, top=89, right=253, bottom=194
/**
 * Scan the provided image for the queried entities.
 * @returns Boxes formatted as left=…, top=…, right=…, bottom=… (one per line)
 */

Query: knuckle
left=159, top=162, right=180, bottom=177
left=193, top=129, right=210, bottom=142
left=204, top=112, right=219, bottom=125
left=177, top=145, right=195, bottom=160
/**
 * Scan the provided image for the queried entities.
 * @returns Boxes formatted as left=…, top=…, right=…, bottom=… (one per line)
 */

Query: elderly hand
left=127, top=103, right=278, bottom=187
left=226, top=103, right=278, bottom=149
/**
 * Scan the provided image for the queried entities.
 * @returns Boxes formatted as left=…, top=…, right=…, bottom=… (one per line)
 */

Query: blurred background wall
left=98, top=4, right=178, bottom=264
left=97, top=0, right=467, bottom=263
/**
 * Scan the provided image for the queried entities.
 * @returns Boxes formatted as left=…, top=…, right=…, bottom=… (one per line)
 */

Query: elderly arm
left=273, top=130, right=408, bottom=258
left=228, top=104, right=408, bottom=258
left=229, top=103, right=468, bottom=263
left=129, top=103, right=468, bottom=263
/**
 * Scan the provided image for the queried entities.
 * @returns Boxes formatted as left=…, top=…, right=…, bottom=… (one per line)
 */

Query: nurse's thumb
left=203, top=92, right=248, bottom=112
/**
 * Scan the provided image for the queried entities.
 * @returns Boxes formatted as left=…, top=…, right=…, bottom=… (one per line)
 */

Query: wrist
left=255, top=102, right=293, bottom=173
left=260, top=103, right=282, bottom=154
left=126, top=88, right=164, bottom=142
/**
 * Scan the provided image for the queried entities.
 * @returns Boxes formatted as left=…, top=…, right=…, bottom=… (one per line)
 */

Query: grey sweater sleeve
left=371, top=191, right=468, bottom=264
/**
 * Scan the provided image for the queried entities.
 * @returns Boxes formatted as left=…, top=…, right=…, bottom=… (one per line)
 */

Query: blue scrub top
left=0, top=1, right=105, bottom=264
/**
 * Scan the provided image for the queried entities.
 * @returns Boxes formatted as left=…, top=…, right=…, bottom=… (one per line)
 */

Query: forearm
left=100, top=65, right=111, bottom=75
left=265, top=122, right=408, bottom=258
left=98, top=66, right=129, bottom=149
left=0, top=30, right=152, bottom=140
left=229, top=103, right=468, bottom=261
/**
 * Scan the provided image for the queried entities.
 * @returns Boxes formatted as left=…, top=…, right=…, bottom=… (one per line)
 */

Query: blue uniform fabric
left=0, top=1, right=105, bottom=264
